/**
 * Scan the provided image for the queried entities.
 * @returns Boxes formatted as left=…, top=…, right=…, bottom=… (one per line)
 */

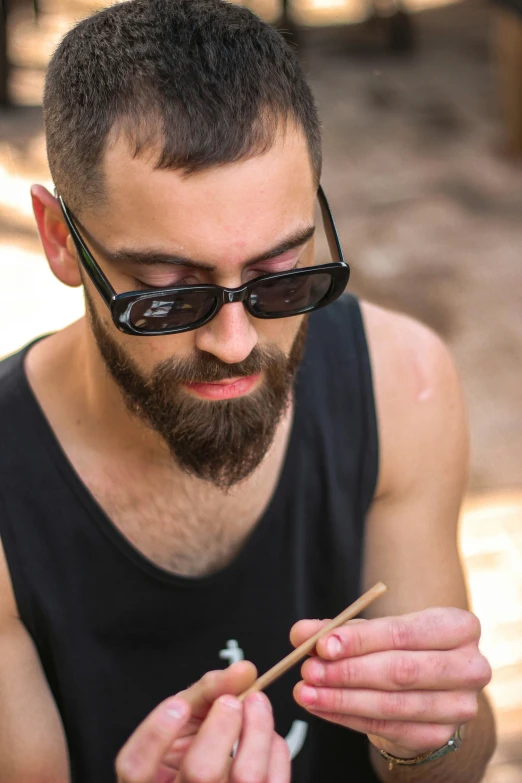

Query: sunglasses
left=58, top=187, right=350, bottom=336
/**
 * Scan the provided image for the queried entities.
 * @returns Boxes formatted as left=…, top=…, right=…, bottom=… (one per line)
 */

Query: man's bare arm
left=0, top=539, right=70, bottom=782
left=292, top=303, right=496, bottom=783
left=362, top=303, right=495, bottom=782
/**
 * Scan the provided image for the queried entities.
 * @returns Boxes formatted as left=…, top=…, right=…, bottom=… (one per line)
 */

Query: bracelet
left=378, top=726, right=464, bottom=771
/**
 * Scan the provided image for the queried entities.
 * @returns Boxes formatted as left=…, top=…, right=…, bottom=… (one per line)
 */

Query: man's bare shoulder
left=360, top=300, right=468, bottom=500
left=360, top=300, right=458, bottom=402
left=0, top=539, right=19, bottom=623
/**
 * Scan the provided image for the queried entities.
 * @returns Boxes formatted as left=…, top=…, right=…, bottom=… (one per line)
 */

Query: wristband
left=378, top=725, right=464, bottom=771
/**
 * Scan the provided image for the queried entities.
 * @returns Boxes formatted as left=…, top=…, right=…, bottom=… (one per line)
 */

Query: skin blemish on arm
left=407, top=328, right=437, bottom=404
left=418, top=387, right=433, bottom=403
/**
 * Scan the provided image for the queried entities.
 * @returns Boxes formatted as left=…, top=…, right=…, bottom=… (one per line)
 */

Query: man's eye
left=248, top=261, right=299, bottom=280
left=134, top=276, right=198, bottom=290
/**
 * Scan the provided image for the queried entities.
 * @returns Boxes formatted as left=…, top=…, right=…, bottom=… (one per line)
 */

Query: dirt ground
left=0, top=0, right=521, bottom=779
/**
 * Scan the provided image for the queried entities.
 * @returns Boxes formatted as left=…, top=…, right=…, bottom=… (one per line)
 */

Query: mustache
left=148, top=345, right=286, bottom=386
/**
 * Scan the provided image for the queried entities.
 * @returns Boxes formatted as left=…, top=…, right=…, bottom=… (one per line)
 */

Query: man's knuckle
left=411, top=692, right=433, bottom=719
left=240, top=767, right=271, bottom=783
left=392, top=691, right=433, bottom=721
left=381, top=691, right=407, bottom=718
left=142, top=723, right=172, bottom=748
left=456, top=693, right=478, bottom=722
left=348, top=626, right=364, bottom=657
left=182, top=760, right=220, bottom=783
left=115, top=722, right=170, bottom=780
left=340, top=657, right=358, bottom=685
left=124, top=774, right=149, bottom=783
left=115, top=754, right=149, bottom=783
left=200, top=670, right=219, bottom=689
left=433, top=652, right=451, bottom=679
left=118, top=773, right=148, bottom=783
left=391, top=655, right=419, bottom=688
left=390, top=619, right=412, bottom=650
left=330, top=686, right=347, bottom=713
left=468, top=654, right=492, bottom=687
left=470, top=615, right=482, bottom=639
left=460, top=612, right=481, bottom=641
left=480, top=656, right=493, bottom=686
left=232, top=769, right=264, bottom=783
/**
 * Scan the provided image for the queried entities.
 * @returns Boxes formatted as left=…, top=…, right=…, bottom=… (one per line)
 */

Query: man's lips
left=183, top=373, right=262, bottom=400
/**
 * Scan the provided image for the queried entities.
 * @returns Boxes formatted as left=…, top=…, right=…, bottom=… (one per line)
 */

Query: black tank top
left=0, top=295, right=379, bottom=783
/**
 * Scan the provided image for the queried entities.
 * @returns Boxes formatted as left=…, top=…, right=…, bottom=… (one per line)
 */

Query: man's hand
left=115, top=661, right=290, bottom=783
left=291, top=608, right=492, bottom=759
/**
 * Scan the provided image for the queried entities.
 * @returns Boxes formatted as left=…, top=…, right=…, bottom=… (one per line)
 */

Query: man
left=0, top=1, right=495, bottom=781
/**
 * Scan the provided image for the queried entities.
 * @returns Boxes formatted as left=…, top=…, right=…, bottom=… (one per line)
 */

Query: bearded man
left=0, top=1, right=495, bottom=782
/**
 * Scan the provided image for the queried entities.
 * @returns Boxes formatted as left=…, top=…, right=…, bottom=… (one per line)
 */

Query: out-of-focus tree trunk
left=495, top=6, right=522, bottom=155
left=0, top=0, right=9, bottom=106
left=280, top=0, right=300, bottom=46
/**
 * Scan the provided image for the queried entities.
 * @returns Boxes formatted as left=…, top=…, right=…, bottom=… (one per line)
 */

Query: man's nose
left=194, top=302, right=258, bottom=365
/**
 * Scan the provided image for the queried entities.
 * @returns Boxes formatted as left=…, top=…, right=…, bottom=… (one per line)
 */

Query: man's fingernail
left=300, top=685, right=317, bottom=705
left=218, top=695, right=242, bottom=710
left=247, top=692, right=271, bottom=711
left=326, top=636, right=342, bottom=657
left=163, top=699, right=188, bottom=721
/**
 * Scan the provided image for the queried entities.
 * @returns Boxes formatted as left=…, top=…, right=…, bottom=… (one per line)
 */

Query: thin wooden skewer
left=239, top=581, right=388, bottom=702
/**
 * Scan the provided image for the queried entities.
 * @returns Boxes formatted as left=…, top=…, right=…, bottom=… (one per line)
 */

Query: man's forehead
left=94, top=126, right=316, bottom=263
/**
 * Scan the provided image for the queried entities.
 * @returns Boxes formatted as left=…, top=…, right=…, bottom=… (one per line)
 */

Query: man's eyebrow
left=99, top=225, right=316, bottom=271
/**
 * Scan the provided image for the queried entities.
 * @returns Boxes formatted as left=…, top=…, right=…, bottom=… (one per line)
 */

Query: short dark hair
left=44, top=0, right=322, bottom=215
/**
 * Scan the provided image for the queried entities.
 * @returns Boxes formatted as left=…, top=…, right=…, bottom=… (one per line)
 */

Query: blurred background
left=1, top=0, right=521, bottom=779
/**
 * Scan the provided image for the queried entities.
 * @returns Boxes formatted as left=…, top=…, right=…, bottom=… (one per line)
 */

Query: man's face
left=79, top=125, right=317, bottom=488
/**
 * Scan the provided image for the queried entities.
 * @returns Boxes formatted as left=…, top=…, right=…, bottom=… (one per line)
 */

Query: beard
left=86, top=294, right=308, bottom=490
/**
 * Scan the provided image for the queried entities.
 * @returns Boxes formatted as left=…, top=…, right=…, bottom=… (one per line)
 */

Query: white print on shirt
left=219, top=639, right=244, bottom=666
left=219, top=640, right=309, bottom=761
left=285, top=720, right=309, bottom=759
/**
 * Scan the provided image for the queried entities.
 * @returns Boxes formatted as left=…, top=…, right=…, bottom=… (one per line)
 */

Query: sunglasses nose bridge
left=222, top=285, right=249, bottom=305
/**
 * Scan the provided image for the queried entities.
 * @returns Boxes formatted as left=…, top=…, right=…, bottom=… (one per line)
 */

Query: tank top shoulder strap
left=296, top=294, right=379, bottom=525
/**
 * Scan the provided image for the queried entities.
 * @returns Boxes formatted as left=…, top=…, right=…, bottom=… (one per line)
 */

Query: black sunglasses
left=58, top=187, right=350, bottom=337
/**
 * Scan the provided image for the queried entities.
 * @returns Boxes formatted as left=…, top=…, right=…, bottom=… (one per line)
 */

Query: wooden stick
left=239, top=582, right=388, bottom=702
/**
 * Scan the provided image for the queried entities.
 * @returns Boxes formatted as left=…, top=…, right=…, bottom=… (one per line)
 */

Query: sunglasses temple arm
left=77, top=245, right=116, bottom=308
left=57, top=195, right=116, bottom=308
left=318, top=187, right=345, bottom=266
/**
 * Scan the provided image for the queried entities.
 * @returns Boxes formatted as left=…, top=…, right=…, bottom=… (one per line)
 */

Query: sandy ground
left=0, top=0, right=521, bottom=779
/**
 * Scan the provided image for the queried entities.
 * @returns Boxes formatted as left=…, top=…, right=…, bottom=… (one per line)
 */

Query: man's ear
left=31, top=184, right=82, bottom=288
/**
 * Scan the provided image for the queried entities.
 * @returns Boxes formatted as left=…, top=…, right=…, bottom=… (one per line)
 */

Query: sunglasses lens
left=249, top=271, right=333, bottom=317
left=128, top=290, right=217, bottom=333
